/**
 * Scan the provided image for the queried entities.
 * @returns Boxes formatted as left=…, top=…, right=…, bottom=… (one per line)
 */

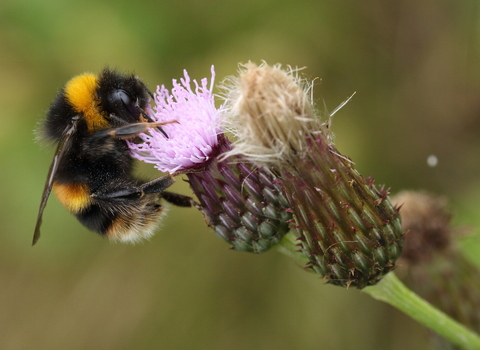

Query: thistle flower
left=129, top=67, right=292, bottom=253
left=222, top=63, right=404, bottom=288
left=392, top=191, right=480, bottom=348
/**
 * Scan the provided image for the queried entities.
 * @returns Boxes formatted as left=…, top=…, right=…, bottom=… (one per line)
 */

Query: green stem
left=278, top=233, right=480, bottom=348
left=276, top=232, right=310, bottom=265
left=363, top=272, right=480, bottom=350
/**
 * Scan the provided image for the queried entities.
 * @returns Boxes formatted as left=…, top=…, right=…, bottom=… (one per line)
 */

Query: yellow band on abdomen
left=53, top=182, right=92, bottom=213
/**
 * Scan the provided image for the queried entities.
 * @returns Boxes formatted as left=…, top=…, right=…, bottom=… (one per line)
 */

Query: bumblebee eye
left=109, top=89, right=132, bottom=107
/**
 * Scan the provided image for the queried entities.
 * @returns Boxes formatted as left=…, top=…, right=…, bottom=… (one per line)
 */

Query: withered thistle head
left=223, top=62, right=404, bottom=288
left=223, top=63, right=322, bottom=162
left=392, top=191, right=480, bottom=347
left=392, top=191, right=451, bottom=264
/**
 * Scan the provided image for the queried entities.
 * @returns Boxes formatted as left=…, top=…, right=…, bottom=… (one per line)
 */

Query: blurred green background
left=2, top=0, right=480, bottom=349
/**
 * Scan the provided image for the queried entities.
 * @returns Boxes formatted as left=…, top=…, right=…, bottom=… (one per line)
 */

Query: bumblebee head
left=43, top=69, right=153, bottom=142
left=96, top=69, right=152, bottom=126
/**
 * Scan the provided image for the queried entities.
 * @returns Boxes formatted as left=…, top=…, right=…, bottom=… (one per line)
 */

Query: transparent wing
left=32, top=116, right=79, bottom=246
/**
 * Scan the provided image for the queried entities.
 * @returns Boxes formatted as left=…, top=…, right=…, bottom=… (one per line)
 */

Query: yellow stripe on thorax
left=64, top=73, right=110, bottom=132
left=53, top=182, right=92, bottom=213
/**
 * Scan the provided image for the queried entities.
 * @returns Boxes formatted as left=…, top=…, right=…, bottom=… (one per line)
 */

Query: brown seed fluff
left=223, top=63, right=321, bottom=162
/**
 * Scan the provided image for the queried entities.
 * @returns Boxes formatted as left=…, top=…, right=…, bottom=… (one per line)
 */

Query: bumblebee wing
left=32, top=116, right=79, bottom=246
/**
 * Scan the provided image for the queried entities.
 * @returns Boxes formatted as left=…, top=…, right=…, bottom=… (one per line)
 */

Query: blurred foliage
left=1, top=0, right=480, bottom=349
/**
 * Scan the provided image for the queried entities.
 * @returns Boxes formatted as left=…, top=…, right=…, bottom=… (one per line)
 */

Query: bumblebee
left=33, top=68, right=192, bottom=245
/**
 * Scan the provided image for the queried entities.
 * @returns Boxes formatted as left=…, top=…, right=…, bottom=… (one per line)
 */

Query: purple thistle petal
left=129, top=66, right=222, bottom=173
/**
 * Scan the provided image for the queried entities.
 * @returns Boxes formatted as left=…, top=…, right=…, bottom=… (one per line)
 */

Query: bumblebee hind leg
left=140, top=175, right=175, bottom=194
left=141, top=176, right=193, bottom=207
left=161, top=191, right=194, bottom=207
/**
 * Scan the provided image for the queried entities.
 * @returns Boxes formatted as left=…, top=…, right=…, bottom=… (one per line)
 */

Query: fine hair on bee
left=33, top=68, right=193, bottom=245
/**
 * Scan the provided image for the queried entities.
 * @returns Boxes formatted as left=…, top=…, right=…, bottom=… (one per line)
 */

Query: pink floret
left=129, top=66, right=222, bottom=173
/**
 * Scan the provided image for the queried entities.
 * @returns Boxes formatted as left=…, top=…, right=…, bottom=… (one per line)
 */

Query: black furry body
left=34, top=69, right=191, bottom=244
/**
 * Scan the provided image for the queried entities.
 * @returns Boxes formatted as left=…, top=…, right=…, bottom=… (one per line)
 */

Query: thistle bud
left=129, top=67, right=291, bottom=253
left=393, top=191, right=480, bottom=348
left=223, top=63, right=404, bottom=288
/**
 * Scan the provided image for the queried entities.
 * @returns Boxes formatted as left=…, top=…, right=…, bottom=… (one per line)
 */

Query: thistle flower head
left=129, top=66, right=221, bottom=173
left=128, top=66, right=292, bottom=253
left=222, top=62, right=325, bottom=162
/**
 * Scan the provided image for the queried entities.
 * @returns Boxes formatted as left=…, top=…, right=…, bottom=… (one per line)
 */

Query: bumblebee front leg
left=107, top=120, right=178, bottom=140
left=83, top=120, right=177, bottom=158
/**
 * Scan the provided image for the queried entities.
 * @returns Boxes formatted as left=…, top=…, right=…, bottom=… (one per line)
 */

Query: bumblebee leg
left=91, top=175, right=175, bottom=201
left=90, top=187, right=142, bottom=200
left=141, top=176, right=194, bottom=207
left=161, top=191, right=194, bottom=207
left=140, top=174, right=175, bottom=194
left=108, top=120, right=178, bottom=140
left=171, top=167, right=206, bottom=177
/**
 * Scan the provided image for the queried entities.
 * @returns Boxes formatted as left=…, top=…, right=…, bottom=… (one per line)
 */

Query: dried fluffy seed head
left=391, top=191, right=452, bottom=264
left=223, top=62, right=321, bottom=162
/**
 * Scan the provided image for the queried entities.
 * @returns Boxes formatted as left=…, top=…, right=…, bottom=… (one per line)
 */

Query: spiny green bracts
left=283, top=136, right=403, bottom=288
